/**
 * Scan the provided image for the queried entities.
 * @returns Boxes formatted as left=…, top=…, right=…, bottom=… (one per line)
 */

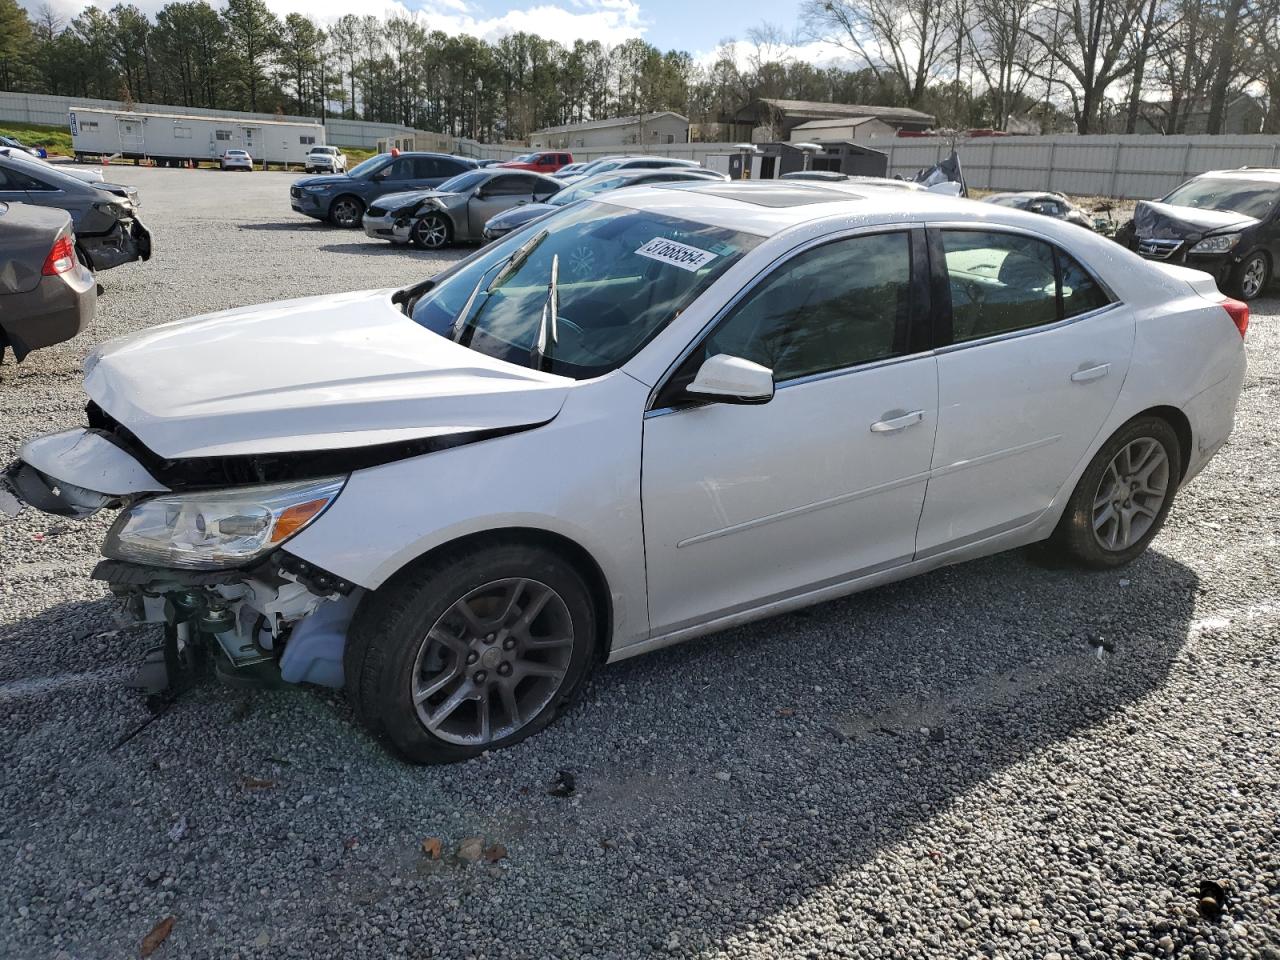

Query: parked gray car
left=0, top=152, right=150, bottom=272
left=482, top=167, right=728, bottom=241
left=361, top=169, right=563, bottom=248
left=0, top=201, right=96, bottom=362
left=555, top=155, right=702, bottom=185
left=290, top=152, right=478, bottom=228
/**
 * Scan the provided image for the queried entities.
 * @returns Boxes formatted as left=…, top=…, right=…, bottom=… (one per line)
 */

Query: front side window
left=702, top=231, right=913, bottom=382
left=408, top=201, right=760, bottom=379
left=942, top=230, right=1113, bottom=341
left=485, top=174, right=534, bottom=196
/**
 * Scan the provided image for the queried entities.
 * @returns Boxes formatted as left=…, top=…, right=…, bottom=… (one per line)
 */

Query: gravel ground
left=1, top=167, right=1278, bottom=960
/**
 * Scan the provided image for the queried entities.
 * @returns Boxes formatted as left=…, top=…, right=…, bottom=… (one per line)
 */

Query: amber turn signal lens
left=271, top=498, right=330, bottom=544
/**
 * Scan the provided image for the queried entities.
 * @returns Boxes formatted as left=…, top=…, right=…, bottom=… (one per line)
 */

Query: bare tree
left=800, top=0, right=957, bottom=106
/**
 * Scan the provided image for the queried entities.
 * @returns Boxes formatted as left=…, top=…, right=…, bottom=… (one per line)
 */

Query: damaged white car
left=1, top=182, right=1247, bottom=763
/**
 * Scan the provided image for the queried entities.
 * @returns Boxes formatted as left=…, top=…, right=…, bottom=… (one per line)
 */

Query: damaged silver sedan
left=361, top=168, right=561, bottom=249
left=0, top=152, right=151, bottom=272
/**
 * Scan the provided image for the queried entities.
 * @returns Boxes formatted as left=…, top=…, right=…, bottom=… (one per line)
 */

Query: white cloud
left=21, top=0, right=649, bottom=47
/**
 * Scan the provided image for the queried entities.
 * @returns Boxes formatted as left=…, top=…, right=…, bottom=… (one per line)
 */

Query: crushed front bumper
left=80, top=217, right=152, bottom=272
left=361, top=210, right=413, bottom=243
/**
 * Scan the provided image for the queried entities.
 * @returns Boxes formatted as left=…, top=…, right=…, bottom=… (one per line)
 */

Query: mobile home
left=68, top=107, right=326, bottom=168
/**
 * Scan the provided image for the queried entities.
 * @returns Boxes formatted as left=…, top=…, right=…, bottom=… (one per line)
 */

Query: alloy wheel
left=410, top=578, right=575, bottom=746
left=414, top=216, right=449, bottom=249
left=1092, top=437, right=1170, bottom=551
left=332, top=199, right=361, bottom=227
left=1241, top=255, right=1267, bottom=298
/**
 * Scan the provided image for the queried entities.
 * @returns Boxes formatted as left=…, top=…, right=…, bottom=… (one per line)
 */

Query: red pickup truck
left=500, top=151, right=573, bottom=174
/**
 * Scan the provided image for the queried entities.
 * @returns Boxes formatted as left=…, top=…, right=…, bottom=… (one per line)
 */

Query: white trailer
left=68, top=107, right=327, bottom=169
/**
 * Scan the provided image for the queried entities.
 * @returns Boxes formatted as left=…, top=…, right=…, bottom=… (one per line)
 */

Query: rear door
left=914, top=226, right=1134, bottom=558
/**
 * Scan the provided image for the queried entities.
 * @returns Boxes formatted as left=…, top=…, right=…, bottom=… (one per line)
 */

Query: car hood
left=487, top=203, right=556, bottom=229
left=375, top=189, right=461, bottom=211
left=84, top=289, right=570, bottom=460
left=293, top=173, right=354, bottom=189
left=1133, top=200, right=1259, bottom=240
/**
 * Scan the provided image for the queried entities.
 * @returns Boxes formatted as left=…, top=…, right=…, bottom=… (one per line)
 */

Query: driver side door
left=468, top=174, right=537, bottom=235
left=640, top=229, right=940, bottom=636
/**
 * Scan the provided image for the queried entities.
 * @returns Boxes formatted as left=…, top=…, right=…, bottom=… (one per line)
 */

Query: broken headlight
left=103, top=477, right=346, bottom=570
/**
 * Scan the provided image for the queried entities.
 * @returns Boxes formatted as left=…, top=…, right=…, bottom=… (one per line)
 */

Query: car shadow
left=237, top=221, right=334, bottom=232
left=316, top=243, right=472, bottom=259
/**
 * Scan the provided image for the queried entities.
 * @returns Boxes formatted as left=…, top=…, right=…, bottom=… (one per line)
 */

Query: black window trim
left=927, top=223, right=1121, bottom=353
left=647, top=224, right=934, bottom=414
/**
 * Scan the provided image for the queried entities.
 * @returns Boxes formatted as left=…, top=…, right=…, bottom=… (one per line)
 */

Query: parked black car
left=0, top=152, right=150, bottom=272
left=290, top=152, right=478, bottom=227
left=1116, top=168, right=1280, bottom=299
left=0, top=201, right=96, bottom=363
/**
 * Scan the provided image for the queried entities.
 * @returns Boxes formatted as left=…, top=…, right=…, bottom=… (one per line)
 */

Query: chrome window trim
left=644, top=222, right=926, bottom=414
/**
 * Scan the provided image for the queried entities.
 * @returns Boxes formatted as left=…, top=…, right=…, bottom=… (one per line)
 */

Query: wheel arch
left=1134, top=404, right=1192, bottom=482
left=366, top=526, right=615, bottom=661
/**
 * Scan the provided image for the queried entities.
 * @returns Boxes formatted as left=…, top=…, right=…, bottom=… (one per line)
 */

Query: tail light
left=41, top=234, right=76, bottom=276
left=1221, top=298, right=1249, bottom=338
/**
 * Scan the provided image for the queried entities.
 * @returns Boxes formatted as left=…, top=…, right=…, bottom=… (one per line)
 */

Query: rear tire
left=344, top=542, right=597, bottom=764
left=1049, top=415, right=1181, bottom=569
left=1228, top=251, right=1269, bottom=300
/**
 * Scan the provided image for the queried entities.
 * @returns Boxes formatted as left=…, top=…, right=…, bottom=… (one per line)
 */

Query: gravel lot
left=1, top=166, right=1278, bottom=960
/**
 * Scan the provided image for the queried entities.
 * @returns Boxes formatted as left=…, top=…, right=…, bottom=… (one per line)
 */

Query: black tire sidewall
left=412, top=214, right=450, bottom=249
left=1052, top=416, right=1181, bottom=569
left=358, top=544, right=596, bottom=763
left=1231, top=251, right=1269, bottom=300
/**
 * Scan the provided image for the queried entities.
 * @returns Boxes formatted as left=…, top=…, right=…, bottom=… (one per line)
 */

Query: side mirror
left=686, top=354, right=774, bottom=404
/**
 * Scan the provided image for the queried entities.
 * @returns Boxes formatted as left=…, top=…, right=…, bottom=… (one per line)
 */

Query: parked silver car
left=361, top=169, right=562, bottom=248
left=0, top=153, right=150, bottom=272
left=0, top=201, right=96, bottom=362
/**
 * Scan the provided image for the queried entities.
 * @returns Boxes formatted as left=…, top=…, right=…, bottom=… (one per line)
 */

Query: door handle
left=1070, top=363, right=1111, bottom=383
left=870, top=410, right=925, bottom=433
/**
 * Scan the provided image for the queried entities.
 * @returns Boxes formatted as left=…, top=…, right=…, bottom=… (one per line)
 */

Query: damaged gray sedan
left=361, top=169, right=561, bottom=249
left=0, top=152, right=151, bottom=272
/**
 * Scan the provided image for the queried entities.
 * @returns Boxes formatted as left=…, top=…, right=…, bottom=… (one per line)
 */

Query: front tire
left=1049, top=415, right=1181, bottom=569
left=411, top=213, right=452, bottom=249
left=328, top=195, right=365, bottom=228
left=1228, top=251, right=1269, bottom=300
left=344, top=542, right=597, bottom=763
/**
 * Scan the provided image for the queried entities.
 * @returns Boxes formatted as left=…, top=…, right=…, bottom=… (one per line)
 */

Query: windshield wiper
left=450, top=228, right=549, bottom=344
left=529, top=253, right=560, bottom=372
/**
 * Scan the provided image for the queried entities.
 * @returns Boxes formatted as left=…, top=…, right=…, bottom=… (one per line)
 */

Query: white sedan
left=221, top=149, right=253, bottom=171
left=0, top=182, right=1247, bottom=763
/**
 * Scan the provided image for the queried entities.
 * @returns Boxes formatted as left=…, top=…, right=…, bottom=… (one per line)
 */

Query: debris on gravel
left=1, top=167, right=1278, bottom=959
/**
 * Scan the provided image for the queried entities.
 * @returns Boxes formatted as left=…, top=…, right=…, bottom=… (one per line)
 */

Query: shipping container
left=67, top=107, right=326, bottom=168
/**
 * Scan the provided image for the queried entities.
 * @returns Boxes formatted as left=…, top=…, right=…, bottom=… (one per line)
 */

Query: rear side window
left=941, top=230, right=1113, bottom=342
left=704, top=231, right=913, bottom=382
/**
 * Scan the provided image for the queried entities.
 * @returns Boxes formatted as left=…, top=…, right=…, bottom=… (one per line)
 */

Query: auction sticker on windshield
left=635, top=237, right=718, bottom=272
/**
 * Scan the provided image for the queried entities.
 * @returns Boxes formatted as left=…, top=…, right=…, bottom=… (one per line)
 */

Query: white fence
left=878, top=134, right=1280, bottom=199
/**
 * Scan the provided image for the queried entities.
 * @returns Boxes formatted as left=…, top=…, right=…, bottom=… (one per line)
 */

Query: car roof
left=1196, top=168, right=1280, bottom=183
left=600, top=179, right=1060, bottom=237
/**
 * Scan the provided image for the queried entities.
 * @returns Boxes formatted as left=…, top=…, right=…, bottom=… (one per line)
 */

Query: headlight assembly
left=303, top=183, right=333, bottom=193
left=103, top=477, right=346, bottom=570
left=1190, top=234, right=1241, bottom=254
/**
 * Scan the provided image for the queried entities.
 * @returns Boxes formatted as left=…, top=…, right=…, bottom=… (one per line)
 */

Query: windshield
left=436, top=171, right=489, bottom=194
left=408, top=201, right=760, bottom=379
left=348, top=155, right=388, bottom=178
left=1163, top=178, right=1279, bottom=220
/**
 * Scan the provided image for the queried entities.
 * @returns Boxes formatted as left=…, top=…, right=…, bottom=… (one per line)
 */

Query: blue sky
left=32, top=0, right=807, bottom=59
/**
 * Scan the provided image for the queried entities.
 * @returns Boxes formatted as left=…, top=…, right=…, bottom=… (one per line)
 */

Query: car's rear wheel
left=1049, top=415, right=1181, bottom=569
left=1229, top=251, right=1269, bottom=300
left=411, top=213, right=452, bottom=249
left=344, top=542, right=597, bottom=763
left=329, top=195, right=365, bottom=228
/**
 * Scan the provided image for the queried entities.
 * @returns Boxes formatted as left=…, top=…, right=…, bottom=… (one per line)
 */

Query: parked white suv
left=305, top=145, right=347, bottom=174
left=0, top=181, right=1248, bottom=763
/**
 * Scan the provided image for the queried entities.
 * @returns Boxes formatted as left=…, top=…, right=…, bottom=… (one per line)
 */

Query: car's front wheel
left=1229, top=251, right=1269, bottom=300
left=411, top=213, right=452, bottom=249
left=328, top=195, right=365, bottom=228
left=1050, top=415, right=1181, bottom=569
left=344, top=541, right=597, bottom=763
